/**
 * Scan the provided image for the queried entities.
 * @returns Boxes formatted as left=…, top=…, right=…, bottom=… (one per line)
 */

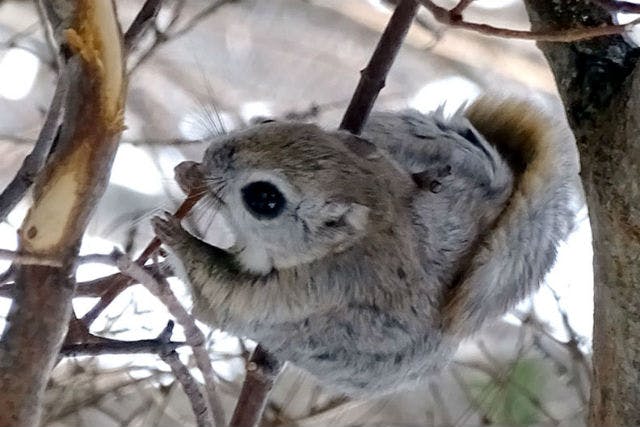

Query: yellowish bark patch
left=21, top=146, right=89, bottom=253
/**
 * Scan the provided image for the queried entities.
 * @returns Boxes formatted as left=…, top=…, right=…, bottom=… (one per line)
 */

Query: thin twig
left=456, top=357, right=560, bottom=425
left=0, top=22, right=40, bottom=50
left=0, top=266, right=15, bottom=286
left=527, top=320, right=589, bottom=405
left=524, top=289, right=592, bottom=404
left=124, top=0, right=164, bottom=52
left=450, top=366, right=480, bottom=421
left=340, top=0, right=419, bottom=134
left=114, top=251, right=225, bottom=427
left=43, top=370, right=167, bottom=425
left=0, top=59, right=73, bottom=222
left=418, top=0, right=640, bottom=42
left=0, top=248, right=131, bottom=268
left=429, top=381, right=453, bottom=427
left=60, top=324, right=186, bottom=357
left=126, top=136, right=206, bottom=145
left=81, top=192, right=202, bottom=326
left=0, top=261, right=172, bottom=299
left=34, top=0, right=60, bottom=71
left=169, top=0, right=237, bottom=39
left=77, top=260, right=170, bottom=294
left=0, top=135, right=205, bottom=146
left=479, top=335, right=560, bottom=426
left=449, top=0, right=474, bottom=18
left=161, top=350, right=213, bottom=427
left=229, top=344, right=281, bottom=427
left=129, top=0, right=235, bottom=72
left=450, top=331, right=528, bottom=427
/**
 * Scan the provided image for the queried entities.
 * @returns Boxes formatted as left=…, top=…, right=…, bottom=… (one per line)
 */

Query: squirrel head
left=196, top=121, right=408, bottom=274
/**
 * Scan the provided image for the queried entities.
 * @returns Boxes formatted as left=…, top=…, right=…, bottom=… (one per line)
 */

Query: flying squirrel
left=152, top=97, right=581, bottom=396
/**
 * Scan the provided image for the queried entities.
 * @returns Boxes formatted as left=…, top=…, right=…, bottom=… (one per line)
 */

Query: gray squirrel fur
left=152, top=97, right=581, bottom=396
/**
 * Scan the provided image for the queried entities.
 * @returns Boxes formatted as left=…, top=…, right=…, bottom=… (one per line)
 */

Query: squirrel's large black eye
left=241, top=181, right=286, bottom=219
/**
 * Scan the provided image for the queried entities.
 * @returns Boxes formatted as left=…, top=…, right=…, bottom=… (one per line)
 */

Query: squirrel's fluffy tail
left=444, top=97, right=582, bottom=336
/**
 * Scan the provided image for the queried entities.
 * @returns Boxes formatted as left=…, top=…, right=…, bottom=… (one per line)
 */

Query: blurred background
left=0, top=0, right=595, bottom=425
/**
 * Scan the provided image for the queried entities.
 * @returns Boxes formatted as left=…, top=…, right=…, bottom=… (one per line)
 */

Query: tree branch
left=0, top=261, right=172, bottom=299
left=340, top=0, right=419, bottom=134
left=128, top=0, right=236, bottom=72
left=0, top=266, right=14, bottom=286
left=418, top=0, right=640, bottom=42
left=124, top=0, right=164, bottom=52
left=0, top=248, right=148, bottom=268
left=113, top=251, right=225, bottom=427
left=59, top=321, right=186, bottom=357
left=81, top=192, right=201, bottom=326
left=161, top=350, right=213, bottom=427
left=0, top=60, right=72, bottom=222
left=449, top=0, right=474, bottom=18
left=229, top=345, right=281, bottom=427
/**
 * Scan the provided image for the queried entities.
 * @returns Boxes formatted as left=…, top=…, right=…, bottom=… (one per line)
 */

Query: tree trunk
left=0, top=1, right=125, bottom=426
left=523, top=2, right=640, bottom=426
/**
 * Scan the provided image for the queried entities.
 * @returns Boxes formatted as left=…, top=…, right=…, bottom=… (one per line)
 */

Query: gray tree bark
left=523, top=2, right=640, bottom=426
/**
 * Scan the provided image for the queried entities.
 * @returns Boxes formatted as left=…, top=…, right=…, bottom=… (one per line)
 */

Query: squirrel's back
left=362, top=103, right=514, bottom=292
left=363, top=97, right=580, bottom=335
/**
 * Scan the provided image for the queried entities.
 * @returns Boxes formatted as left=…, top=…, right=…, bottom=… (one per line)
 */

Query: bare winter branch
left=0, top=261, right=173, bottom=299
left=81, top=192, right=202, bottom=326
left=60, top=321, right=186, bottom=357
left=449, top=0, right=474, bottom=18
left=0, top=248, right=150, bottom=269
left=113, top=251, right=225, bottom=427
left=0, top=267, right=14, bottom=286
left=229, top=345, right=281, bottom=427
left=129, top=0, right=236, bottom=72
left=124, top=0, right=164, bottom=52
left=418, top=0, right=640, bottom=42
left=340, top=0, right=419, bottom=134
left=0, top=60, right=72, bottom=222
left=161, top=350, right=213, bottom=427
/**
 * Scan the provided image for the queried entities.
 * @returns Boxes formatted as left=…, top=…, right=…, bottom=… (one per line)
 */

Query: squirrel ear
left=334, top=131, right=382, bottom=160
left=320, top=201, right=370, bottom=232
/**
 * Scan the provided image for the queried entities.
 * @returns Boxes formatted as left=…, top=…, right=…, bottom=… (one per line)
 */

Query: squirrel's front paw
left=151, top=213, right=190, bottom=249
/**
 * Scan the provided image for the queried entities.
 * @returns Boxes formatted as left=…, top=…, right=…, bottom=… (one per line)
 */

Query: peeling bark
left=523, top=2, right=640, bottom=426
left=0, top=1, right=125, bottom=426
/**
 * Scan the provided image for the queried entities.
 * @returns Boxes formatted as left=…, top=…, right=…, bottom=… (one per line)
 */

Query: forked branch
left=418, top=0, right=640, bottom=42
